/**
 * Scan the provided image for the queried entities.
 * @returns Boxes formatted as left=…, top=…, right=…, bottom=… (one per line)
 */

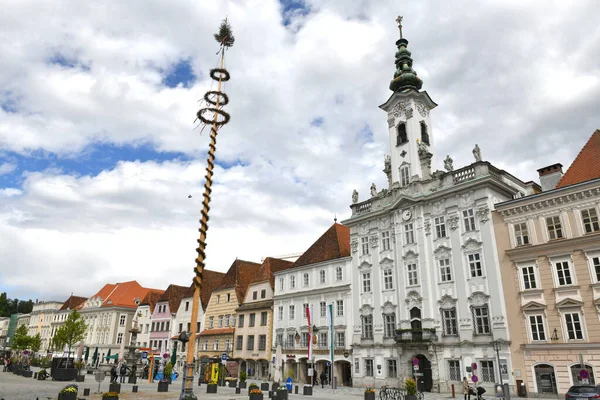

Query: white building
left=343, top=21, right=538, bottom=392
left=135, top=290, right=164, bottom=349
left=28, top=300, right=63, bottom=354
left=273, top=223, right=354, bottom=386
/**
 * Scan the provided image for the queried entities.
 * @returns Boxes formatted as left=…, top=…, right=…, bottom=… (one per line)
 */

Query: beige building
left=234, top=257, right=293, bottom=379
left=27, top=300, right=63, bottom=354
left=494, top=130, right=600, bottom=397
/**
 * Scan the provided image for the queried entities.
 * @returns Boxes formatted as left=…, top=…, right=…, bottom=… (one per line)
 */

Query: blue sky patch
left=280, top=0, right=309, bottom=26
left=48, top=53, right=90, bottom=71
left=162, top=59, right=196, bottom=88
left=311, top=117, right=324, bottom=127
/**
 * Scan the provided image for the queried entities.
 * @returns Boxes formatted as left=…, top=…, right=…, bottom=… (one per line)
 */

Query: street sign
left=579, top=369, right=590, bottom=379
left=415, top=373, right=424, bottom=377
left=141, top=351, right=148, bottom=359
left=286, top=377, right=293, bottom=391
left=221, top=353, right=228, bottom=361
left=472, top=362, right=478, bottom=371
left=413, top=365, right=419, bottom=371
left=413, top=358, right=419, bottom=366
left=472, top=375, right=479, bottom=383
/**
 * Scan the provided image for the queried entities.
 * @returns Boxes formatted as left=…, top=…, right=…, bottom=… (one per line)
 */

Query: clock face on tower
left=402, top=210, right=412, bottom=221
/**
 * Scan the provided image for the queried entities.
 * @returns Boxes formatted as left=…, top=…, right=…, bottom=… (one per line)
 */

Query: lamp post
left=492, top=340, right=503, bottom=385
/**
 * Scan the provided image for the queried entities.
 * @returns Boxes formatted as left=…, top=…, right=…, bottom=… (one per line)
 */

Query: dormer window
left=420, top=121, right=429, bottom=145
left=397, top=123, right=408, bottom=146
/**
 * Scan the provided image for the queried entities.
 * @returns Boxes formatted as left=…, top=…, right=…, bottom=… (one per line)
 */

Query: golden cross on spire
left=396, top=15, right=403, bottom=38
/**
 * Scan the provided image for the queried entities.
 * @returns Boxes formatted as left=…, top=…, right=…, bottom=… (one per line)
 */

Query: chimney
left=537, top=163, right=563, bottom=191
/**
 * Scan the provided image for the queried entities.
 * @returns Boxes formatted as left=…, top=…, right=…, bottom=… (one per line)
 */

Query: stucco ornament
left=448, top=215, right=459, bottom=230
left=444, top=155, right=454, bottom=172
left=351, top=239, right=359, bottom=254
left=352, top=189, right=359, bottom=204
left=416, top=101, right=428, bottom=117
left=477, top=207, right=490, bottom=223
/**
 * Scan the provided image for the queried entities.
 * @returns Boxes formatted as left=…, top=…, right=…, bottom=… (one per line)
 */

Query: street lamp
left=491, top=340, right=503, bottom=385
left=177, top=332, right=190, bottom=398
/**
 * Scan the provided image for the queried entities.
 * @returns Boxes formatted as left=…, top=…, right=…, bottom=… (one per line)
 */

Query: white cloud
left=0, top=163, right=16, bottom=175
left=0, top=0, right=599, bottom=299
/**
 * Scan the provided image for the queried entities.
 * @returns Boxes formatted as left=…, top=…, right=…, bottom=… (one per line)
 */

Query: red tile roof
left=59, top=295, right=88, bottom=311
left=139, top=290, right=165, bottom=313
left=556, top=130, right=600, bottom=188
left=254, top=257, right=294, bottom=288
left=200, top=269, right=226, bottom=311
left=157, top=284, right=189, bottom=314
left=292, top=223, right=350, bottom=268
left=88, top=281, right=154, bottom=309
left=217, top=259, right=262, bottom=304
left=198, top=328, right=235, bottom=336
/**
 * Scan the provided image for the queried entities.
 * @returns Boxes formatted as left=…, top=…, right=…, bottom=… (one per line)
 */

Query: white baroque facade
left=343, top=25, right=538, bottom=393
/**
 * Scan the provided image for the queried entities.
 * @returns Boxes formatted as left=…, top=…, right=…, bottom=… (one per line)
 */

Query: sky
left=1, top=0, right=599, bottom=301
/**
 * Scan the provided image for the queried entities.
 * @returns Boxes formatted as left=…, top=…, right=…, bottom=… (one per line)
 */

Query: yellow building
left=494, top=130, right=600, bottom=397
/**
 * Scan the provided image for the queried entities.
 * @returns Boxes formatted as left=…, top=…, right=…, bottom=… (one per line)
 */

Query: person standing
left=119, top=363, right=128, bottom=383
left=463, top=377, right=470, bottom=400
left=320, top=371, right=326, bottom=388
left=110, top=364, right=117, bottom=383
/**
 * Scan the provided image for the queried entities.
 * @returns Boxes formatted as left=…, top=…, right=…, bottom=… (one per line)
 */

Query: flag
left=306, top=304, right=312, bottom=360
left=326, top=303, right=334, bottom=364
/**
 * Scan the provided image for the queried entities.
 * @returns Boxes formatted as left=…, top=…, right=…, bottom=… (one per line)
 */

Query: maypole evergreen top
left=389, top=16, right=423, bottom=92
left=214, top=18, right=235, bottom=48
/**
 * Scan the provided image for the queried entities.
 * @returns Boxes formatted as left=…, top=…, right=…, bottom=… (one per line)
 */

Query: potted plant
left=102, top=391, right=119, bottom=400
left=364, top=386, right=376, bottom=400
left=248, top=382, right=259, bottom=396
left=75, top=360, right=86, bottom=382
left=261, top=381, right=270, bottom=391
left=58, top=384, right=78, bottom=400
left=405, top=378, right=417, bottom=400
left=164, top=361, right=173, bottom=384
left=250, top=387, right=264, bottom=400
left=277, top=386, right=289, bottom=400
left=157, top=376, right=169, bottom=392
left=229, top=378, right=237, bottom=387
left=38, top=368, right=48, bottom=380
left=239, top=370, right=248, bottom=388
left=207, top=379, right=218, bottom=394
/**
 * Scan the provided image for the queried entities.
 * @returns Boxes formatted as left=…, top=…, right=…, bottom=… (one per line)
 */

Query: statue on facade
left=417, top=138, right=428, bottom=156
left=384, top=154, right=391, bottom=170
left=352, top=189, right=359, bottom=204
left=473, top=144, right=482, bottom=162
left=444, top=155, right=454, bottom=172
left=370, top=183, right=377, bottom=198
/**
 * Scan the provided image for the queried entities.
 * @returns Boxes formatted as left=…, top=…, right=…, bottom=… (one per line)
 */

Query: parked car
left=565, top=385, right=600, bottom=399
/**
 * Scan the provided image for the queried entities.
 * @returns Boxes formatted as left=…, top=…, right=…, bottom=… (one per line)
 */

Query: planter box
left=277, top=390, right=289, bottom=400
left=157, top=381, right=169, bottom=392
left=58, top=392, right=77, bottom=400
left=53, top=368, right=77, bottom=381
left=75, top=374, right=85, bottom=382
left=23, top=370, right=33, bottom=378
left=250, top=393, right=264, bottom=400
left=229, top=379, right=237, bottom=387
left=261, top=383, right=270, bottom=391
left=249, top=387, right=260, bottom=396
left=206, top=384, right=218, bottom=394
left=272, top=382, right=280, bottom=391
left=109, top=382, right=121, bottom=394
left=303, top=386, right=313, bottom=396
left=104, top=397, right=118, bottom=400
left=239, top=381, right=247, bottom=389
left=128, top=375, right=136, bottom=384
left=37, top=375, right=46, bottom=380
left=236, top=387, right=241, bottom=394
left=364, top=392, right=376, bottom=400
left=405, top=395, right=417, bottom=400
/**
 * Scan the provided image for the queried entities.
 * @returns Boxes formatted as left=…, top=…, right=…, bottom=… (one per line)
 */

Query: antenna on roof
left=334, top=214, right=337, bottom=223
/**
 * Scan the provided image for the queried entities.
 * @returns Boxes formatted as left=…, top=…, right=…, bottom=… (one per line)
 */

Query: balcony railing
left=394, top=328, right=437, bottom=343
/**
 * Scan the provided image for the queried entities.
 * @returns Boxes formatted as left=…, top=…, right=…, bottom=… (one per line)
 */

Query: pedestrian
left=110, top=364, right=117, bottom=383
left=320, top=371, right=326, bottom=388
left=463, top=377, right=470, bottom=400
left=119, top=363, right=128, bottom=383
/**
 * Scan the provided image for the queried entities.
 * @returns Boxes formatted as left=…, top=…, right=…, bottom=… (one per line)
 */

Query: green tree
left=30, top=333, right=42, bottom=353
left=54, top=310, right=86, bottom=365
left=12, top=324, right=31, bottom=350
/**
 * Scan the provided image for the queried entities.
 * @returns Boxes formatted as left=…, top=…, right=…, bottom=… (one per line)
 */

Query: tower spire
left=389, top=17, right=423, bottom=92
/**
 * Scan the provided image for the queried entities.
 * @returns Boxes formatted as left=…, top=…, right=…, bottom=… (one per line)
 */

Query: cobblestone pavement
left=0, top=370, right=460, bottom=400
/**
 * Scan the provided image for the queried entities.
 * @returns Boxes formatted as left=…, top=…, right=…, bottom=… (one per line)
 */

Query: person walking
left=463, top=377, right=471, bottom=400
left=320, top=371, right=326, bottom=388
left=110, top=364, right=118, bottom=383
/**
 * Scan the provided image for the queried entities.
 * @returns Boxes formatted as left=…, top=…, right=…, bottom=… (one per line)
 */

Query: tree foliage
left=214, top=18, right=235, bottom=48
left=54, top=310, right=86, bottom=356
left=30, top=333, right=42, bottom=353
left=12, top=324, right=31, bottom=350
left=0, top=292, right=34, bottom=317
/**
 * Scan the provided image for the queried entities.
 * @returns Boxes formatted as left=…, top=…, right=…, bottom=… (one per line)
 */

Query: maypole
left=182, top=18, right=234, bottom=400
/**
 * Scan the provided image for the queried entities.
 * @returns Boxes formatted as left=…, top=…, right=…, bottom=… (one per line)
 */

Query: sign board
left=472, top=362, right=478, bottom=371
left=413, top=358, right=419, bottom=366
left=579, top=369, right=590, bottom=379
left=221, top=353, right=228, bottom=361
left=308, top=368, right=313, bottom=377
left=286, top=377, right=293, bottom=391
left=141, top=351, right=148, bottom=359
left=94, top=370, right=105, bottom=383
left=413, top=365, right=419, bottom=371
left=415, top=373, right=424, bottom=377
left=472, top=375, right=479, bottom=383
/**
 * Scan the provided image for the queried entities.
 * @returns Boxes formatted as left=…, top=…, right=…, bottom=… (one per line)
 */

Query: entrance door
left=534, top=364, right=557, bottom=395
left=411, top=354, right=433, bottom=392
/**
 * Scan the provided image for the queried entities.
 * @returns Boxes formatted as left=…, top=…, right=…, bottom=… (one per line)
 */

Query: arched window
left=420, top=121, right=429, bottom=145
left=397, top=123, right=408, bottom=145
left=319, top=270, right=326, bottom=284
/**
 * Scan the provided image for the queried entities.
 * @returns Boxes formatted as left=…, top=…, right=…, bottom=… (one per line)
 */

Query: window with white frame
left=286, top=333, right=294, bottom=347
left=320, top=302, right=326, bottom=317
left=521, top=265, right=538, bottom=289
left=448, top=360, right=461, bottom=381
left=300, top=332, right=308, bottom=347
left=387, top=359, right=398, bottom=378
left=383, top=313, right=396, bottom=338
left=463, top=209, right=476, bottom=232
left=319, top=270, right=326, bottom=284
left=480, top=360, right=495, bottom=383
left=202, top=340, right=208, bottom=351
left=362, top=272, right=372, bottom=293
left=117, top=333, right=123, bottom=344
left=362, top=315, right=373, bottom=339
left=214, top=339, right=219, bottom=350
left=564, top=312, right=584, bottom=340
left=354, top=359, right=360, bottom=374
left=383, top=268, right=394, bottom=290
left=407, top=263, right=418, bottom=286
left=555, top=260, right=573, bottom=286
left=529, top=314, right=546, bottom=341
left=382, top=231, right=391, bottom=251
left=289, top=305, right=295, bottom=320
left=279, top=278, right=284, bottom=291
left=336, top=331, right=345, bottom=348
left=435, top=216, right=447, bottom=238
left=318, top=332, right=327, bottom=347
left=218, top=315, right=223, bottom=328
left=303, top=273, right=309, bottom=287
left=468, top=253, right=483, bottom=277
left=361, top=237, right=369, bottom=255
left=336, top=266, right=343, bottom=281
left=400, top=166, right=410, bottom=187
left=209, top=316, right=214, bottom=328
left=302, top=303, right=309, bottom=319
left=405, top=223, right=415, bottom=244
left=225, top=314, right=230, bottom=326
left=439, top=258, right=452, bottom=282
left=442, top=308, right=458, bottom=335
left=582, top=208, right=600, bottom=233
left=119, top=315, right=126, bottom=326
left=225, top=338, right=232, bottom=351
left=246, top=336, right=253, bottom=350
left=514, top=223, right=530, bottom=246
left=472, top=305, right=490, bottom=334
left=365, top=359, right=374, bottom=377
left=591, top=255, right=600, bottom=283
left=336, top=300, right=344, bottom=316
left=278, top=306, right=283, bottom=320
left=546, top=216, right=563, bottom=240
left=290, top=275, right=296, bottom=289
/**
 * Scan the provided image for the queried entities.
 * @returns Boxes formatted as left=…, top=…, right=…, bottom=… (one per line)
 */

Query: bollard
left=451, top=384, right=455, bottom=398
left=503, top=383, right=511, bottom=400
left=235, top=387, right=241, bottom=394
left=133, top=385, right=138, bottom=393
left=295, top=385, right=299, bottom=394
left=83, top=388, right=91, bottom=396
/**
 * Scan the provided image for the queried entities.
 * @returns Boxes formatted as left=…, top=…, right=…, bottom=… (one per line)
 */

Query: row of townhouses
left=2, top=21, right=599, bottom=400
